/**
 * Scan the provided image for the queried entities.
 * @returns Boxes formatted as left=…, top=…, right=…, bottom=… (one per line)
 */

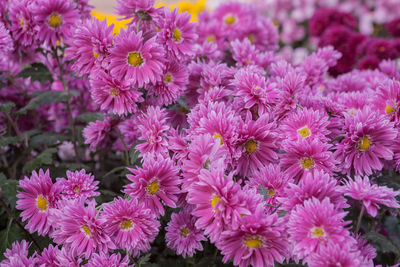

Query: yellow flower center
left=213, top=133, right=224, bottom=145
left=207, top=35, right=216, bottom=43
left=224, top=15, right=236, bottom=25
left=36, top=196, right=48, bottom=211
left=173, top=28, right=182, bottom=42
left=379, top=46, right=386, bottom=53
left=247, top=34, right=255, bottom=43
left=211, top=195, right=220, bottom=212
left=110, top=88, right=119, bottom=97
left=146, top=181, right=160, bottom=195
left=181, top=227, right=190, bottom=237
left=20, top=18, right=24, bottom=26
left=82, top=225, right=90, bottom=236
left=386, top=105, right=395, bottom=114
left=164, top=74, right=173, bottom=83
left=93, top=51, right=99, bottom=59
left=120, top=220, right=133, bottom=230
left=300, top=157, right=314, bottom=169
left=127, top=52, right=144, bottom=67
left=254, top=86, right=260, bottom=92
left=268, top=189, right=276, bottom=197
left=244, top=139, right=258, bottom=154
left=311, top=227, right=325, bottom=238
left=73, top=186, right=80, bottom=194
left=358, top=136, right=371, bottom=152
left=298, top=126, right=311, bottom=138
left=48, top=13, right=62, bottom=28
left=244, top=236, right=262, bottom=248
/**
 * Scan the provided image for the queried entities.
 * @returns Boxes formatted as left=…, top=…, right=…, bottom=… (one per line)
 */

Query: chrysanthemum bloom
left=187, top=161, right=251, bottom=243
left=246, top=164, right=292, bottom=208
left=56, top=169, right=99, bottom=201
left=309, top=8, right=357, bottom=37
left=66, top=18, right=114, bottom=76
left=109, top=30, right=165, bottom=88
left=54, top=247, right=82, bottom=266
left=232, top=68, right=279, bottom=115
left=0, top=22, right=13, bottom=55
left=8, top=0, right=36, bottom=47
left=135, top=106, right=170, bottom=156
left=36, top=244, right=60, bottom=266
left=379, top=60, right=400, bottom=80
left=280, top=138, right=337, bottom=181
left=82, top=117, right=113, bottom=151
left=353, top=234, right=376, bottom=266
left=373, top=79, right=400, bottom=126
left=243, top=16, right=278, bottom=51
left=334, top=107, right=397, bottom=176
left=115, top=0, right=155, bottom=20
left=181, top=133, right=228, bottom=193
left=341, top=176, right=400, bottom=217
left=1, top=240, right=39, bottom=267
left=236, top=113, right=279, bottom=177
left=124, top=156, right=180, bottom=217
left=287, top=197, right=351, bottom=259
left=280, top=108, right=330, bottom=142
left=33, top=0, right=78, bottom=47
left=16, top=169, right=61, bottom=236
left=85, top=253, right=132, bottom=267
left=307, top=242, right=362, bottom=267
left=231, top=39, right=275, bottom=68
left=101, top=197, right=160, bottom=252
left=90, top=70, right=143, bottom=116
left=279, top=170, right=348, bottom=211
left=148, top=61, right=188, bottom=106
left=50, top=199, right=115, bottom=259
left=218, top=205, right=289, bottom=267
left=157, top=8, right=197, bottom=60
left=166, top=209, right=206, bottom=258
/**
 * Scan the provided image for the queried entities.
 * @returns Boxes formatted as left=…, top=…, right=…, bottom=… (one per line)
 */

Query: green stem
left=116, top=129, right=130, bottom=166
left=355, top=202, right=365, bottom=233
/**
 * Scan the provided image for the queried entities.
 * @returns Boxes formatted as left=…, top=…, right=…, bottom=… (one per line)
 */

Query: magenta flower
left=8, top=0, right=36, bottom=46
left=33, top=0, right=78, bottom=47
left=341, top=176, right=400, bottom=217
left=218, top=205, right=289, bottom=267
left=187, top=161, right=250, bottom=242
left=85, top=253, right=132, bottom=267
left=0, top=22, right=13, bottom=55
left=56, top=169, right=99, bottom=201
left=124, top=156, right=180, bottom=217
left=82, top=117, right=113, bottom=151
left=280, top=107, right=330, bottom=142
left=236, top=113, right=279, bottom=177
left=231, top=38, right=275, bottom=68
left=66, top=18, right=114, bottom=76
left=115, top=0, right=155, bottom=20
left=212, top=2, right=254, bottom=37
left=36, top=244, right=59, bottom=266
left=100, top=197, right=160, bottom=252
left=157, top=8, right=197, bottom=60
left=16, top=169, right=61, bottom=236
left=50, top=199, right=115, bottom=259
left=109, top=30, right=165, bottom=88
left=90, top=70, right=143, bottom=116
left=1, top=240, right=38, bottom=267
left=373, top=79, right=400, bottom=126
left=307, top=242, right=362, bottom=267
left=287, top=197, right=351, bottom=259
left=334, top=107, right=397, bottom=176
left=165, top=209, right=206, bottom=258
left=280, top=138, right=337, bottom=181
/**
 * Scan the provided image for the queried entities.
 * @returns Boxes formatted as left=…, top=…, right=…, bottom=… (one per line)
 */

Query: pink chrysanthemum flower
left=212, top=2, right=254, bottom=37
left=236, top=113, right=279, bottom=177
left=115, top=0, right=155, bottom=19
left=187, top=161, right=251, bottom=243
left=56, top=169, right=99, bottom=201
left=54, top=247, right=83, bottom=266
left=66, top=18, right=114, bottom=76
left=307, top=242, right=363, bottom=267
left=232, top=68, right=279, bottom=115
left=334, top=107, right=397, bottom=176
left=90, top=70, right=143, bottom=116
left=85, top=253, right=132, bottom=267
left=287, top=197, right=351, bottom=259
left=16, top=169, right=61, bottom=236
left=1, top=240, right=38, bottom=267
left=373, top=79, right=400, bottom=126
left=82, top=117, right=113, bottom=151
left=218, top=205, right=289, bottom=267
left=243, top=16, right=278, bottom=51
left=280, top=139, right=337, bottom=181
left=157, top=8, right=197, bottom=60
left=36, top=244, right=59, bottom=266
left=246, top=164, right=292, bottom=209
left=8, top=0, right=36, bottom=46
left=181, top=133, right=228, bottom=193
left=100, top=197, right=160, bottom=252
left=109, top=30, right=165, bottom=88
left=280, top=108, right=330, bottom=142
left=136, top=106, right=170, bottom=156
left=279, top=170, right=348, bottom=211
left=165, top=209, right=206, bottom=258
left=148, top=61, right=188, bottom=106
left=124, top=156, right=180, bottom=217
left=341, top=176, right=400, bottom=217
left=0, top=22, right=13, bottom=55
left=231, top=39, right=275, bottom=68
left=33, top=0, right=78, bottom=47
left=50, top=199, right=115, bottom=259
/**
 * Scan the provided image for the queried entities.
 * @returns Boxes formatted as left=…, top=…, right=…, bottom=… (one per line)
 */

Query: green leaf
left=385, top=216, right=400, bottom=248
left=0, top=173, right=18, bottom=208
left=364, top=231, right=399, bottom=254
left=0, top=102, right=15, bottom=113
left=129, top=141, right=145, bottom=165
left=30, top=132, right=66, bottom=149
left=22, top=148, right=57, bottom=174
left=17, top=91, right=76, bottom=115
left=137, top=253, right=151, bottom=267
left=76, top=112, right=104, bottom=123
left=16, top=63, right=52, bottom=83
left=0, top=136, right=18, bottom=147
left=0, top=221, right=25, bottom=260
left=258, top=184, right=269, bottom=201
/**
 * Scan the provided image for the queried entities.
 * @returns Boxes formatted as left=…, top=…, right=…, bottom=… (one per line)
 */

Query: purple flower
left=0, top=22, right=13, bottom=54
left=84, top=253, right=132, bottom=267
left=307, top=242, right=362, bottom=267
left=56, top=169, right=99, bottom=201
left=309, top=8, right=357, bottom=37
left=83, top=117, right=113, bottom=151
left=8, top=0, right=36, bottom=46
left=1, top=240, right=38, bottom=267
left=386, top=18, right=400, bottom=37
left=115, top=0, right=155, bottom=20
